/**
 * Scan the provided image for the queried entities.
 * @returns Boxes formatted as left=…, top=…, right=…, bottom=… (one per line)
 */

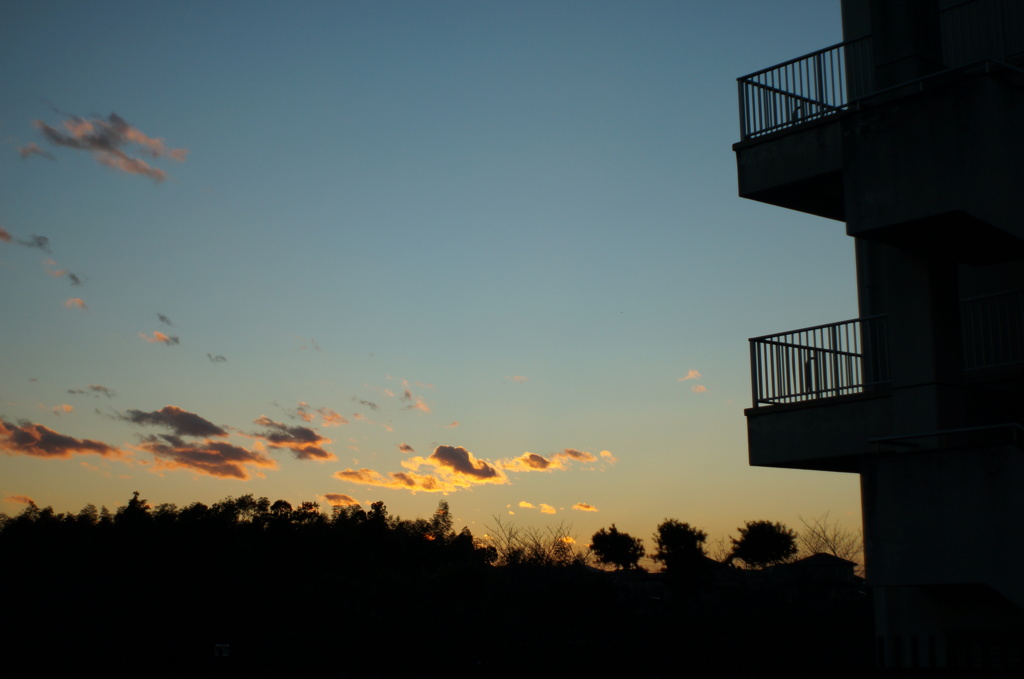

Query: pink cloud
left=678, top=369, right=702, bottom=382
left=691, top=384, right=708, bottom=393
left=139, top=331, right=179, bottom=345
left=64, top=298, right=86, bottom=309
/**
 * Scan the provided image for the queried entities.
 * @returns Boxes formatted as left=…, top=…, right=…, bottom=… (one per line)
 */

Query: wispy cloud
left=398, top=443, right=415, bottom=453
left=600, top=450, right=618, bottom=464
left=506, top=376, right=528, bottom=383
left=68, top=384, right=116, bottom=399
left=446, top=421, right=460, bottom=428
left=207, top=353, right=227, bottom=363
left=139, top=437, right=275, bottom=480
left=678, top=369, right=702, bottom=382
left=157, top=313, right=173, bottom=326
left=251, top=416, right=335, bottom=461
left=294, top=402, right=347, bottom=427
left=18, top=142, right=55, bottom=161
left=45, top=259, right=83, bottom=286
left=31, top=112, right=187, bottom=182
left=0, top=419, right=122, bottom=458
left=691, top=384, right=708, bottom=393
left=51, top=404, right=73, bottom=415
left=572, top=503, right=599, bottom=512
left=20, top=235, right=50, bottom=252
left=6, top=494, right=35, bottom=505
left=139, top=331, right=179, bottom=345
left=352, top=398, right=379, bottom=411
left=0, top=227, right=11, bottom=242
left=64, top=298, right=87, bottom=310
left=121, top=405, right=227, bottom=438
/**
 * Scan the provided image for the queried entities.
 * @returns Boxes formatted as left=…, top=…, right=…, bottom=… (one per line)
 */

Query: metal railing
left=738, top=38, right=872, bottom=141
left=750, top=316, right=889, bottom=406
left=961, top=290, right=1024, bottom=370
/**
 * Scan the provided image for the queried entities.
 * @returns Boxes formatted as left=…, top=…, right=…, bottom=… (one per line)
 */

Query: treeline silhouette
left=0, top=493, right=873, bottom=677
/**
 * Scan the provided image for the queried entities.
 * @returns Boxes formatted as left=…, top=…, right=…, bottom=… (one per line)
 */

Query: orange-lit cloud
left=679, top=369, right=702, bottom=381
left=446, top=421, right=460, bottom=428
left=400, top=381, right=431, bottom=412
left=0, top=419, right=122, bottom=458
left=337, top=445, right=509, bottom=494
left=7, top=494, right=35, bottom=505
left=506, top=376, right=528, bottom=383
left=64, top=298, right=86, bottom=309
left=500, top=448, right=599, bottom=472
left=0, top=226, right=11, bottom=242
left=398, top=443, right=414, bottom=453
left=540, top=504, right=556, bottom=515
left=44, top=259, right=82, bottom=286
left=295, top=402, right=347, bottom=427
left=323, top=493, right=359, bottom=507
left=573, top=503, right=599, bottom=512
left=691, top=384, right=708, bottom=393
left=138, top=437, right=275, bottom=480
left=51, top=404, right=73, bottom=415
left=32, top=112, right=186, bottom=182
left=518, top=500, right=535, bottom=508
left=600, top=450, right=618, bottom=463
left=252, top=416, right=335, bottom=461
left=139, top=331, right=179, bottom=345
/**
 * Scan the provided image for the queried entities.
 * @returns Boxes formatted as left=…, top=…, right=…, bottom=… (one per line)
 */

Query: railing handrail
left=737, top=41, right=850, bottom=83
left=749, top=314, right=886, bottom=344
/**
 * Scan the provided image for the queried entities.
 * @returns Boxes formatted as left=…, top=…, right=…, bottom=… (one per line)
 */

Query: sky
left=0, top=1, right=861, bottom=556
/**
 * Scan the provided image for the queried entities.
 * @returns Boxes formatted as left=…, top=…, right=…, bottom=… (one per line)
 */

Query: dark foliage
left=652, top=518, right=708, bottom=575
left=590, top=523, right=645, bottom=570
left=730, top=519, right=798, bottom=568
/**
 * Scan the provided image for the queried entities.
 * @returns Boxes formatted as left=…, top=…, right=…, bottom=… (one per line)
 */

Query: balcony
left=749, top=316, right=889, bottom=407
left=737, top=38, right=872, bottom=142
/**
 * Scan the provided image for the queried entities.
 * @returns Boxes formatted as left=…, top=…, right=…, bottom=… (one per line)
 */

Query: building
left=733, top=0, right=1024, bottom=670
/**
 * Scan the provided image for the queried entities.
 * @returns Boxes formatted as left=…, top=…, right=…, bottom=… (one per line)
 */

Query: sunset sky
left=1, top=1, right=860, bottom=554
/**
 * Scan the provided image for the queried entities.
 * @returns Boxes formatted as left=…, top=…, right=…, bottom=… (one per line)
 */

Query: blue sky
left=1, top=1, right=859, bottom=554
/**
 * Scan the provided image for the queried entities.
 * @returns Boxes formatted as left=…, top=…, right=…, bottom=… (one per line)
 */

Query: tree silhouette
left=590, top=524, right=644, bottom=570
left=652, top=519, right=707, bottom=574
left=730, top=520, right=797, bottom=568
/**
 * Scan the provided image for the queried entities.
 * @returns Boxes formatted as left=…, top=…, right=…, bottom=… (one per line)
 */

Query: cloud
left=138, top=437, right=275, bottom=480
left=121, top=405, right=227, bottom=438
left=506, top=376, right=528, bottom=383
left=539, top=504, right=556, bottom=515
left=446, top=421, right=460, bottom=428
left=353, top=398, right=379, bottom=411
left=398, top=443, right=415, bottom=453
left=0, top=419, right=122, bottom=458
left=400, top=385, right=431, bottom=413
left=334, top=467, right=452, bottom=493
left=32, top=113, right=186, bottom=182
left=46, top=260, right=83, bottom=286
left=0, top=227, right=11, bottom=242
left=691, top=384, right=708, bottom=393
left=295, top=403, right=347, bottom=427
left=6, top=494, right=35, bottom=505
left=19, top=235, right=50, bottom=252
left=572, top=503, right=599, bottom=512
left=207, top=353, right=227, bottom=363
left=64, top=298, right=87, bottom=309
left=518, top=501, right=535, bottom=509
left=18, top=142, right=56, bottom=160
left=140, top=331, right=179, bottom=345
left=678, top=369, right=702, bottom=382
left=157, top=313, right=173, bottom=326
left=337, top=445, right=509, bottom=494
left=600, top=450, right=618, bottom=464
left=68, top=384, right=116, bottom=399
left=500, top=448, right=598, bottom=473
left=51, top=404, right=73, bottom=415
left=323, top=493, right=359, bottom=507
left=252, top=416, right=335, bottom=461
